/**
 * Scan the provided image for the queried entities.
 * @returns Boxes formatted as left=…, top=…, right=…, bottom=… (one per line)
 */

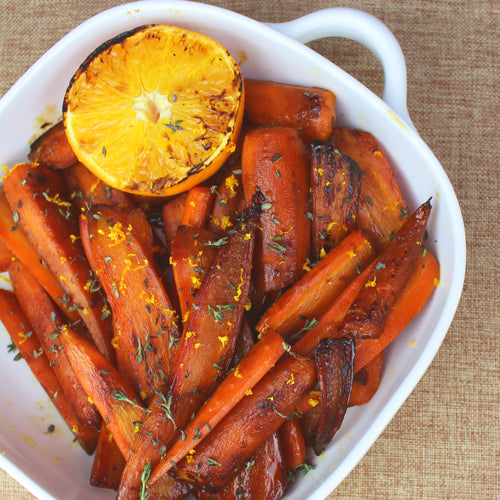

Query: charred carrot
left=90, top=426, right=126, bottom=491
left=332, top=127, right=408, bottom=252
left=28, top=121, right=78, bottom=170
left=242, top=127, right=311, bottom=292
left=3, top=162, right=114, bottom=361
left=180, top=186, right=215, bottom=228
left=310, top=139, right=362, bottom=260
left=256, top=230, right=375, bottom=339
left=278, top=416, right=307, bottom=472
left=349, top=351, right=384, bottom=406
left=170, top=226, right=218, bottom=322
left=340, top=199, right=432, bottom=339
left=162, top=192, right=188, bottom=252
left=244, top=79, right=336, bottom=142
left=152, top=330, right=286, bottom=478
left=169, top=221, right=255, bottom=395
left=0, top=289, right=98, bottom=454
left=309, top=338, right=354, bottom=454
left=0, top=191, right=79, bottom=322
left=9, top=260, right=101, bottom=430
left=354, top=247, right=440, bottom=372
left=60, top=325, right=147, bottom=458
left=80, top=205, right=180, bottom=403
left=168, top=354, right=316, bottom=491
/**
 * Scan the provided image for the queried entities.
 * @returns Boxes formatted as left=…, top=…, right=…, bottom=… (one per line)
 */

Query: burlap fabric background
left=0, top=0, right=497, bottom=498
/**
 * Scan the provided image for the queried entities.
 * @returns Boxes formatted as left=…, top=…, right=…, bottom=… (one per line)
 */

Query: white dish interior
left=0, top=2, right=466, bottom=499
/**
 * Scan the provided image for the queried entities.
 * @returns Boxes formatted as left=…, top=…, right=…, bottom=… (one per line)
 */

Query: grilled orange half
left=63, top=25, right=244, bottom=196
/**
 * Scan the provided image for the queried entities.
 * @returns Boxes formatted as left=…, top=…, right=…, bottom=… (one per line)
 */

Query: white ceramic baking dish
left=0, top=2, right=466, bottom=499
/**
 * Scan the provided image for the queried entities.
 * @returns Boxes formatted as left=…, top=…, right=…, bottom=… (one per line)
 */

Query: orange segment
left=63, top=25, right=244, bottom=196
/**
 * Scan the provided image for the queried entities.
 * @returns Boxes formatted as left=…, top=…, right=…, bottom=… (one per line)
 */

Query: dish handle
left=267, top=8, right=416, bottom=131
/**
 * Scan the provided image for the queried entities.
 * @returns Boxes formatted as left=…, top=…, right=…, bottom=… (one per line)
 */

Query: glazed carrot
left=0, top=289, right=98, bottom=454
left=310, top=139, right=362, bottom=260
left=207, top=168, right=243, bottom=236
left=0, top=236, right=14, bottom=272
left=162, top=192, right=188, bottom=252
left=64, top=161, right=131, bottom=211
left=332, top=127, right=408, bottom=252
left=256, top=230, right=375, bottom=339
left=310, top=338, right=354, bottom=454
left=242, top=127, right=311, bottom=292
left=0, top=191, right=79, bottom=322
left=60, top=325, right=147, bottom=458
left=244, top=79, right=336, bottom=142
left=169, top=221, right=255, bottom=395
left=152, top=330, right=286, bottom=479
left=3, top=163, right=114, bottom=361
left=354, top=247, right=440, bottom=372
left=180, top=185, right=215, bottom=228
left=28, top=121, right=78, bottom=169
left=117, top=391, right=203, bottom=500
left=278, top=416, right=307, bottom=472
left=340, top=199, right=432, bottom=339
left=170, top=354, right=316, bottom=491
left=292, top=260, right=377, bottom=357
left=170, top=226, right=218, bottom=322
left=9, top=260, right=101, bottom=430
left=349, top=351, right=384, bottom=406
left=90, top=426, right=126, bottom=490
left=197, top=432, right=287, bottom=500
left=80, top=205, right=180, bottom=403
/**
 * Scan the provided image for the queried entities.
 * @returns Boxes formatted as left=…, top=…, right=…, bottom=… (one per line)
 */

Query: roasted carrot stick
left=170, top=226, right=218, bottom=322
left=310, top=338, right=354, bottom=454
left=244, top=79, right=336, bottom=142
left=291, top=260, right=377, bottom=357
left=80, top=205, right=180, bottom=403
left=162, top=192, right=188, bottom=252
left=0, top=289, right=98, bottom=454
left=242, top=127, right=311, bottom=292
left=64, top=161, right=131, bottom=211
left=310, top=139, right=362, bottom=260
left=354, top=247, right=440, bottom=372
left=116, top=391, right=203, bottom=500
left=180, top=186, right=215, bottom=228
left=207, top=169, right=243, bottom=236
left=0, top=236, right=14, bottom=272
left=332, top=127, right=408, bottom=253
left=169, top=221, right=255, bottom=395
left=349, top=351, right=384, bottom=406
left=3, top=162, right=114, bottom=361
left=90, top=426, right=126, bottom=490
left=340, top=199, right=432, bottom=339
left=60, top=325, right=147, bottom=458
left=152, top=330, right=286, bottom=478
left=197, top=432, right=287, bottom=500
left=0, top=191, right=79, bottom=322
left=278, top=416, right=307, bottom=472
left=168, top=354, right=316, bottom=491
left=256, top=230, right=375, bottom=339
left=28, top=121, right=78, bottom=169
left=9, top=260, right=101, bottom=430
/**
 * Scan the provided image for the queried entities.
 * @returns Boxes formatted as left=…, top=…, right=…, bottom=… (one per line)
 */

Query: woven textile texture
left=0, top=0, right=498, bottom=499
